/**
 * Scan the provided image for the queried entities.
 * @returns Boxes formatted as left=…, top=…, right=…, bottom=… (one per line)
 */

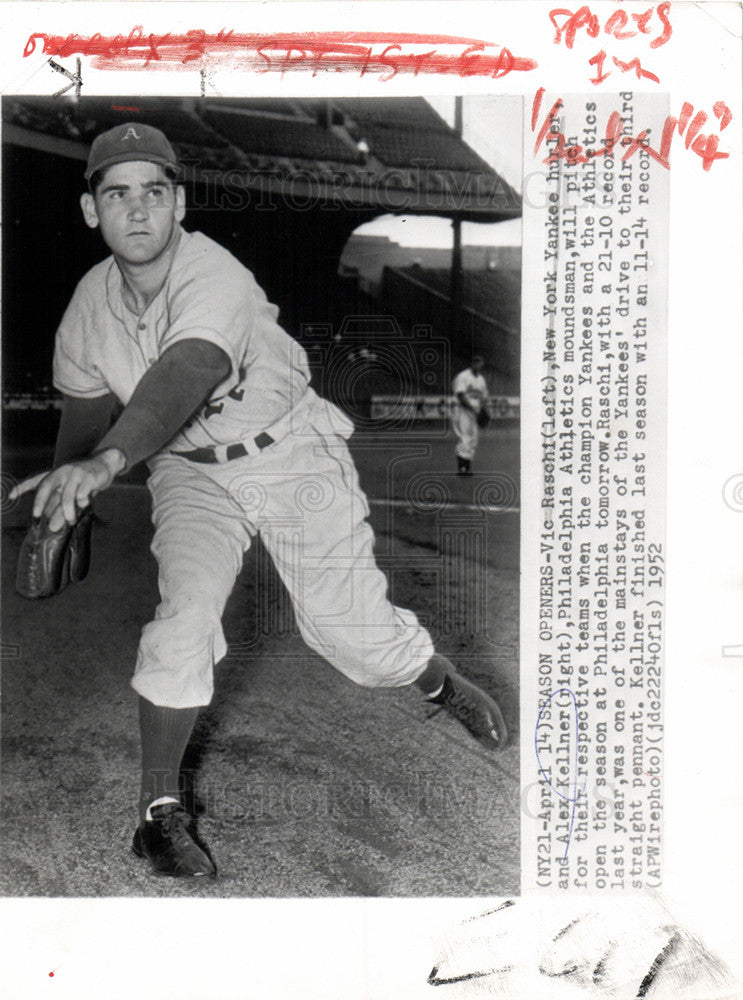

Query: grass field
left=1, top=422, right=520, bottom=898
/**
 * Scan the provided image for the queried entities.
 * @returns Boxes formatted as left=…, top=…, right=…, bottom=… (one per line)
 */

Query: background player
left=11, top=123, right=507, bottom=879
left=452, top=355, right=490, bottom=475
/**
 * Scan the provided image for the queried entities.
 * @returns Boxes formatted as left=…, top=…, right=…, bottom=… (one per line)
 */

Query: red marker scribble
left=611, top=55, right=659, bottom=84
left=713, top=100, right=733, bottom=131
left=549, top=3, right=672, bottom=49
left=548, top=3, right=670, bottom=85
left=587, top=49, right=611, bottom=85
left=22, top=29, right=538, bottom=80
left=531, top=88, right=730, bottom=172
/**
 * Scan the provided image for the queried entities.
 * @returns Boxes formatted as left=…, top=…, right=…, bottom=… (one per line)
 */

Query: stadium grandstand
left=3, top=95, right=520, bottom=420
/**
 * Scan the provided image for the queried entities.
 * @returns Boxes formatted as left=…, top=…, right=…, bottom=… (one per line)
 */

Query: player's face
left=80, top=161, right=185, bottom=265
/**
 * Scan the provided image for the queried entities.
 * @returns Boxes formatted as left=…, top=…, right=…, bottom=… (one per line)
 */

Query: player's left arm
left=481, top=377, right=490, bottom=414
left=53, top=393, right=119, bottom=468
left=93, top=337, right=230, bottom=470
left=12, top=339, right=230, bottom=530
left=456, top=391, right=476, bottom=413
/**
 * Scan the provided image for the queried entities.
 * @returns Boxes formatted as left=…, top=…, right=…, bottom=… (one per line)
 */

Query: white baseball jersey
left=452, top=367, right=488, bottom=410
left=52, top=225, right=434, bottom=706
left=53, top=228, right=311, bottom=450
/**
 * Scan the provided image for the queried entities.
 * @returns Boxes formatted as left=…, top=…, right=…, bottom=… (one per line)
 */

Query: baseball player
left=11, top=124, right=507, bottom=879
left=452, top=356, right=490, bottom=476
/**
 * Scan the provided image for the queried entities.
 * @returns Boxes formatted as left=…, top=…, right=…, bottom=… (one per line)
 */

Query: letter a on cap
left=84, top=122, right=178, bottom=180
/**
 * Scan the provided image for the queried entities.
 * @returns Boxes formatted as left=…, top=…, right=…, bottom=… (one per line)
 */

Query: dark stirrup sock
left=415, top=654, right=452, bottom=698
left=138, top=697, right=200, bottom=821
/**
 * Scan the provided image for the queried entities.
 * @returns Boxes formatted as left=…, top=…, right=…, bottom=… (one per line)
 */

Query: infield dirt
left=1, top=425, right=519, bottom=897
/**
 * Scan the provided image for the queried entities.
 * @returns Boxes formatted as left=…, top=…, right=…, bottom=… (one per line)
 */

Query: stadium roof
left=3, top=96, right=521, bottom=223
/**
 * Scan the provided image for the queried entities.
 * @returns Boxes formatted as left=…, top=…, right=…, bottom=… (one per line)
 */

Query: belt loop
left=172, top=394, right=311, bottom=464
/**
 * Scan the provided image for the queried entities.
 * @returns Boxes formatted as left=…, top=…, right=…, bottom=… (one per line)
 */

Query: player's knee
left=142, top=598, right=226, bottom=664
left=157, top=589, right=222, bottom=624
left=317, top=632, right=428, bottom=688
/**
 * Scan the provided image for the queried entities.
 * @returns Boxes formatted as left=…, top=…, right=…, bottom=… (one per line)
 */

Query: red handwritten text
left=549, top=3, right=672, bottom=49
left=587, top=50, right=660, bottom=85
left=549, top=3, right=671, bottom=85
left=532, top=88, right=731, bottom=173
left=22, top=29, right=538, bottom=80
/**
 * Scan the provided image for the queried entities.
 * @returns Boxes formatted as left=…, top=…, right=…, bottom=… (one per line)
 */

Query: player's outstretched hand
left=9, top=450, right=125, bottom=531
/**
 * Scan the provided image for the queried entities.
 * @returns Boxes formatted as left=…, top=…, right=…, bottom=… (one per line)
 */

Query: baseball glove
left=15, top=509, right=93, bottom=599
left=476, top=408, right=491, bottom=429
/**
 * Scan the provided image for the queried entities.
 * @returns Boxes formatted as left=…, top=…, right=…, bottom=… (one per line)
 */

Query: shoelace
left=443, top=686, right=499, bottom=742
left=444, top=688, right=479, bottom=726
left=157, top=809, right=195, bottom=849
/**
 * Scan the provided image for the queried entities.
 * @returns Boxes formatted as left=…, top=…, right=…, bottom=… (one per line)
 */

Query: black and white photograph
left=1, top=93, right=522, bottom=897
left=0, top=3, right=741, bottom=998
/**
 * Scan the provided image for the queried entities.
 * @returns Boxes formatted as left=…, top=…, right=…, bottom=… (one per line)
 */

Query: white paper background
left=0, top=2, right=741, bottom=996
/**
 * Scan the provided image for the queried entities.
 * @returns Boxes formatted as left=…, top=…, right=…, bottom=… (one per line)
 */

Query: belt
left=170, top=392, right=313, bottom=464
left=173, top=431, right=276, bottom=464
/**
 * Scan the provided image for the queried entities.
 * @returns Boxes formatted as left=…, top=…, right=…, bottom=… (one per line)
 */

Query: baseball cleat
left=429, top=672, right=508, bottom=750
left=132, top=802, right=216, bottom=877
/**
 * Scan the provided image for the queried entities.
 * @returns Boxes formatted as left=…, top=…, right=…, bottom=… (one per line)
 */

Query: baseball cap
left=85, top=122, right=179, bottom=181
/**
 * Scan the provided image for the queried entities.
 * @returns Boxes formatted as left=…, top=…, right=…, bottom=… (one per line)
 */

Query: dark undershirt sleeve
left=54, top=393, right=119, bottom=468
left=93, top=338, right=231, bottom=472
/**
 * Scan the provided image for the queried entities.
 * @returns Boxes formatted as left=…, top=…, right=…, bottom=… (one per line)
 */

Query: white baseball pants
left=452, top=406, right=479, bottom=461
left=132, top=392, right=434, bottom=708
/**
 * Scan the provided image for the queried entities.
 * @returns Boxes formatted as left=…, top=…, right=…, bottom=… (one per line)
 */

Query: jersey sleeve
left=52, top=282, right=110, bottom=399
left=452, top=370, right=469, bottom=395
left=159, top=251, right=258, bottom=398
